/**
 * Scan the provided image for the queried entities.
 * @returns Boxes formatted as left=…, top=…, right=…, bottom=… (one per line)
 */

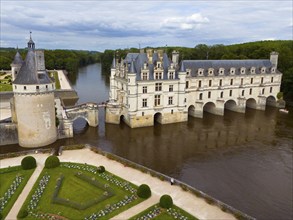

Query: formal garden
left=18, top=156, right=146, bottom=219
left=0, top=156, right=36, bottom=219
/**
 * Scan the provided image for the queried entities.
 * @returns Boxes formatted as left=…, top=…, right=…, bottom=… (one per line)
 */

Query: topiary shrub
left=160, top=194, right=173, bottom=208
left=45, top=155, right=60, bottom=168
left=21, top=156, right=37, bottom=170
left=137, top=184, right=151, bottom=198
left=17, top=209, right=28, bottom=218
left=97, top=166, right=105, bottom=173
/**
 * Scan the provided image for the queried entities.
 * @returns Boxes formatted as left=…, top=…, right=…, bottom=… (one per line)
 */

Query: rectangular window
left=219, top=79, right=222, bottom=86
left=143, top=86, right=147, bottom=93
left=242, top=90, right=245, bottom=96
left=261, top=77, right=264, bottom=84
left=36, top=86, right=39, bottom=90
left=220, top=91, right=223, bottom=98
left=249, top=88, right=252, bottom=95
left=155, top=72, right=162, bottom=79
left=230, top=79, right=233, bottom=85
left=142, top=72, right=148, bottom=80
left=208, top=91, right=211, bottom=98
left=270, top=87, right=272, bottom=93
left=154, top=95, right=161, bottom=106
left=198, top=80, right=202, bottom=88
left=169, top=85, right=173, bottom=92
left=199, top=93, right=203, bottom=100
left=209, top=80, right=212, bottom=87
left=262, top=88, right=265, bottom=94
left=168, top=96, right=173, bottom=105
left=241, top=78, right=243, bottom=85
left=169, top=72, right=174, bottom=79
left=186, top=81, right=189, bottom=89
left=271, top=77, right=274, bottom=83
left=155, top=83, right=162, bottom=91
left=142, top=99, right=147, bottom=107
left=229, top=90, right=232, bottom=96
left=251, top=78, right=253, bottom=84
left=24, top=86, right=27, bottom=90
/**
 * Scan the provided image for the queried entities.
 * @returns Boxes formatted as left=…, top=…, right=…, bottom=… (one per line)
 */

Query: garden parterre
left=19, top=162, right=144, bottom=219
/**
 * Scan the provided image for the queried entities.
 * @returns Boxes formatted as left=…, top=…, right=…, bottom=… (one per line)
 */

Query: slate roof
left=11, top=51, right=24, bottom=65
left=180, top=59, right=274, bottom=76
left=124, top=52, right=173, bottom=80
left=13, top=49, right=52, bottom=85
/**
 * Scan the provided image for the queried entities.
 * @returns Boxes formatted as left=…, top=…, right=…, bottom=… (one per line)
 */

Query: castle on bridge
left=106, top=49, right=284, bottom=128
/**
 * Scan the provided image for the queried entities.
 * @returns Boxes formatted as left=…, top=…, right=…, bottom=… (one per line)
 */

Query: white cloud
left=162, top=13, right=209, bottom=30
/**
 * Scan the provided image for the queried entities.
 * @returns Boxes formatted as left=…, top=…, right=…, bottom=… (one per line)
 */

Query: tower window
left=241, top=78, right=243, bottom=85
left=36, top=86, right=39, bottom=90
left=249, top=88, right=252, bottom=95
left=209, top=80, right=212, bottom=87
left=271, top=77, right=274, bottom=83
left=199, top=93, right=203, bottom=100
left=220, top=91, right=223, bottom=98
left=261, top=77, right=264, bottom=84
left=24, top=86, right=26, bottom=90
left=208, top=91, right=211, bottom=98
left=242, top=90, right=245, bottom=96
left=230, top=79, right=233, bottom=85
left=229, top=90, right=232, bottom=96
left=251, top=78, right=253, bottom=84
left=270, top=87, right=273, bottom=93
left=198, top=80, right=201, bottom=88
left=15, top=85, right=17, bottom=89
left=262, top=88, right=265, bottom=94
left=219, top=79, right=222, bottom=86
left=186, top=81, right=189, bottom=89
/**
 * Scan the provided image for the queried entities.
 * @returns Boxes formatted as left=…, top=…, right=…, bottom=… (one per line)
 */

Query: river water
left=2, top=63, right=292, bottom=219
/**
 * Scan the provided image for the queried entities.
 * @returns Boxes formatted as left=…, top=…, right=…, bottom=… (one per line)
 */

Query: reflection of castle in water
left=105, top=108, right=278, bottom=172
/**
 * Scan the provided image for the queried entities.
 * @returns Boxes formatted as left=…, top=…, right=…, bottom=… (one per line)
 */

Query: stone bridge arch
left=65, top=102, right=99, bottom=127
left=246, top=98, right=257, bottom=109
left=266, top=95, right=277, bottom=107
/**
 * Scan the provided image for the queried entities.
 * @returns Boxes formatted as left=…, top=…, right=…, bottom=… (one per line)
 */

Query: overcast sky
left=1, top=0, right=292, bottom=51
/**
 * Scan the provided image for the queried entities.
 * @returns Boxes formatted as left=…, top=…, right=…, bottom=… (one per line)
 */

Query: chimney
left=270, top=51, right=279, bottom=68
left=157, top=49, right=164, bottom=61
left=172, top=50, right=179, bottom=67
left=146, top=49, right=153, bottom=64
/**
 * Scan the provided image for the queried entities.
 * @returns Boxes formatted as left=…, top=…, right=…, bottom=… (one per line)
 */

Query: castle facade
left=106, top=49, right=283, bottom=128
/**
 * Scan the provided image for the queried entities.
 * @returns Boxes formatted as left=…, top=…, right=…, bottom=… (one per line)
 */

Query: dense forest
left=0, top=40, right=292, bottom=101
left=101, top=40, right=293, bottom=102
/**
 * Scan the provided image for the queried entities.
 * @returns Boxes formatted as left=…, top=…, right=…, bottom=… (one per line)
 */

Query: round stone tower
left=12, top=34, right=57, bottom=148
left=11, top=48, right=24, bottom=81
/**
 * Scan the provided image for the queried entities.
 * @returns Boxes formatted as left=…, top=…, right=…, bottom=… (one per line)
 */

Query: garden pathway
left=57, top=70, right=73, bottom=90
left=4, top=154, right=47, bottom=220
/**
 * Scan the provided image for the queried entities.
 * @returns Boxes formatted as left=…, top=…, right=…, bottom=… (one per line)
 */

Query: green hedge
left=160, top=195, right=173, bottom=208
left=137, top=184, right=151, bottom=199
left=45, top=155, right=60, bottom=168
left=21, top=156, right=37, bottom=170
left=17, top=209, right=28, bottom=218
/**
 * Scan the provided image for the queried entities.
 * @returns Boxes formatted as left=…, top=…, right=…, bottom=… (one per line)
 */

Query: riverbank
left=1, top=147, right=238, bottom=220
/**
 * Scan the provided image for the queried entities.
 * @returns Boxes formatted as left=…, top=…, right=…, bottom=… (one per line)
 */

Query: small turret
left=27, top=31, right=35, bottom=50
left=11, top=48, right=24, bottom=81
left=172, top=50, right=179, bottom=67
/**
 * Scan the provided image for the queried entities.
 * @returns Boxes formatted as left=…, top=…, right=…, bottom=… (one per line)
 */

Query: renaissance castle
left=106, top=49, right=283, bottom=128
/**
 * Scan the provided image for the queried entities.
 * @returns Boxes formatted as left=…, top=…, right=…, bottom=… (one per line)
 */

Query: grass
left=0, top=166, right=35, bottom=219
left=129, top=204, right=198, bottom=220
left=20, top=162, right=144, bottom=219
left=0, top=82, right=12, bottom=91
left=52, top=71, right=61, bottom=89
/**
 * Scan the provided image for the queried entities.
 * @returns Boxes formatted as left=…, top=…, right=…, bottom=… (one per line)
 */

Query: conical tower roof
left=11, top=51, right=24, bottom=65
left=13, top=49, right=39, bottom=84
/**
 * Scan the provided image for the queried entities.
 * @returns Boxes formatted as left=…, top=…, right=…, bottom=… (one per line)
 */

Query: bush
left=45, top=155, right=60, bottom=168
left=17, top=209, right=28, bottom=218
left=277, top=92, right=283, bottom=100
left=21, top=156, right=37, bottom=170
left=160, top=194, right=173, bottom=208
left=98, top=166, right=105, bottom=173
left=137, top=184, right=151, bottom=198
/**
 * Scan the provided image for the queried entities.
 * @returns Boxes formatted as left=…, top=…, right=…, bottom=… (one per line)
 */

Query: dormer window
left=230, top=68, right=235, bottom=75
left=250, top=67, right=256, bottom=74
left=169, top=71, right=174, bottom=79
left=240, top=67, right=246, bottom=74
left=271, top=67, right=276, bottom=73
left=142, top=72, right=148, bottom=80
left=219, top=68, right=225, bottom=75
left=186, top=68, right=191, bottom=76
left=143, top=62, right=148, bottom=69
left=157, top=62, right=161, bottom=68
left=198, top=68, right=204, bottom=76
left=208, top=68, right=214, bottom=76
left=261, top=67, right=266, bottom=73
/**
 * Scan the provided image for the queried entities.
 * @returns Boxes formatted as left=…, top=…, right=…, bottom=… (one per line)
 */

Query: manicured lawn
left=0, top=82, right=12, bottom=91
left=129, top=204, right=198, bottom=220
left=0, top=166, right=35, bottom=219
left=20, top=162, right=144, bottom=219
left=52, top=71, right=61, bottom=89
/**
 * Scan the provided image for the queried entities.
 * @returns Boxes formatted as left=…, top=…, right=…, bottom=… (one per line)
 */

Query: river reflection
left=1, top=64, right=292, bottom=220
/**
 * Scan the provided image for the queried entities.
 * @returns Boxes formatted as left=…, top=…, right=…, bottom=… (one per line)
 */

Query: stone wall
left=0, top=123, right=18, bottom=145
